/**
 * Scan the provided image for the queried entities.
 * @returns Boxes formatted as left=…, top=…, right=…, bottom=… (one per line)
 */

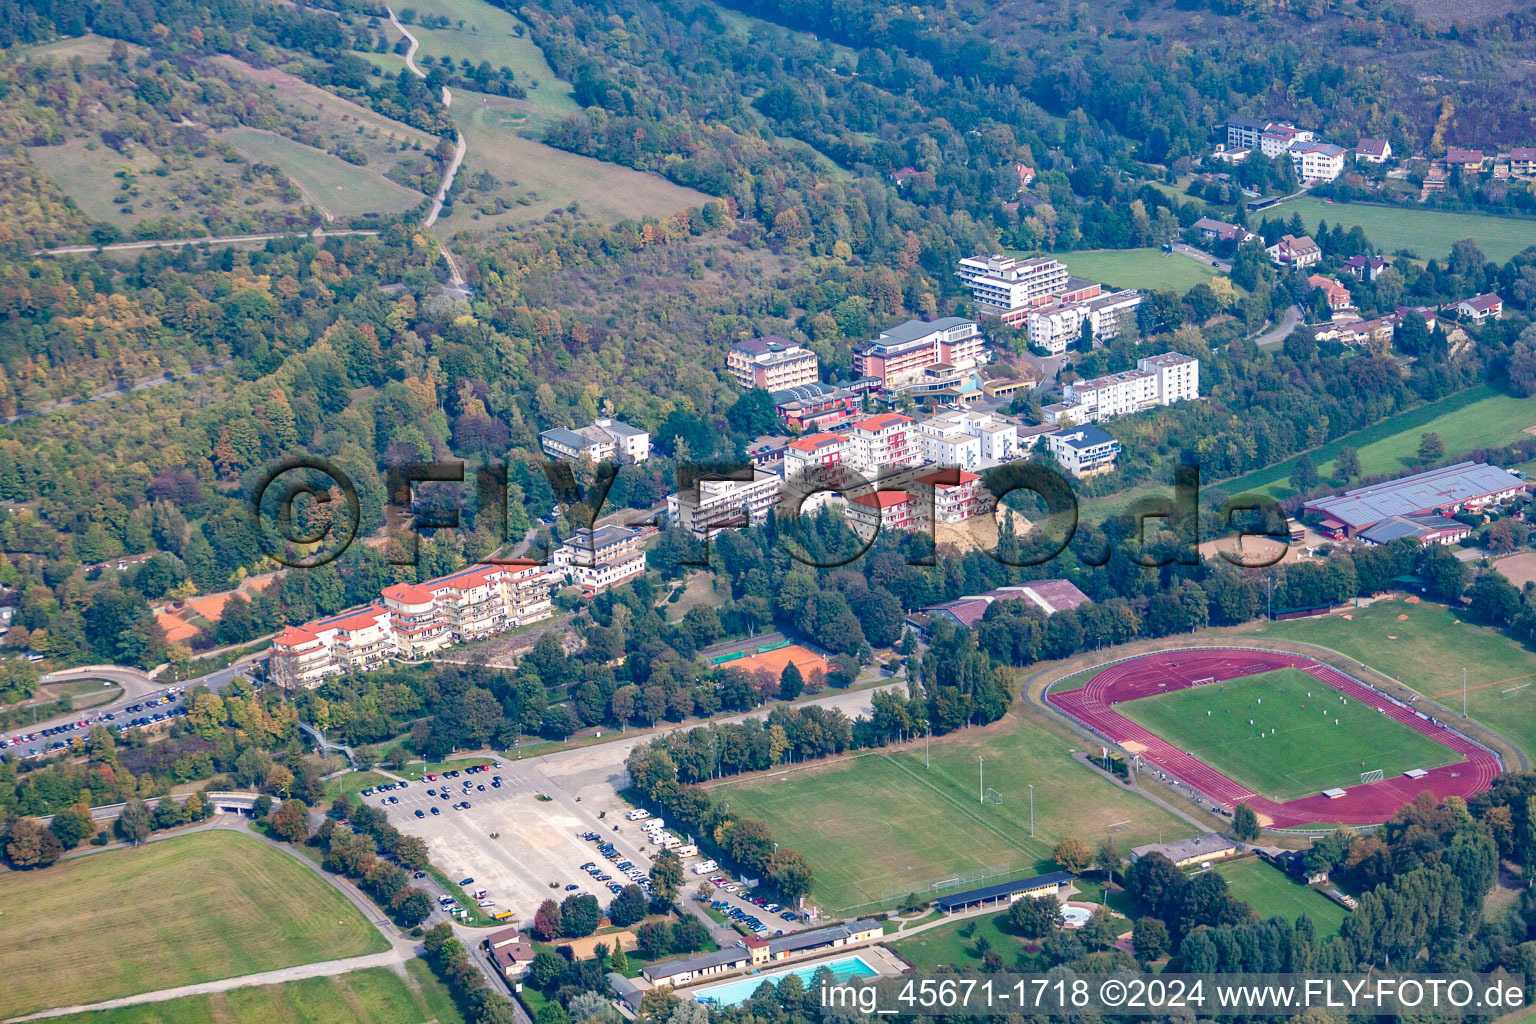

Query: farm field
left=1214, top=858, right=1347, bottom=938
left=441, top=97, right=711, bottom=232
left=222, top=129, right=426, bottom=220
left=1248, top=600, right=1536, bottom=759
left=0, top=829, right=388, bottom=1019
left=1217, top=384, right=1533, bottom=500
left=1117, top=666, right=1461, bottom=801
left=41, top=962, right=465, bottom=1024
left=1275, top=196, right=1536, bottom=263
left=714, top=705, right=1198, bottom=914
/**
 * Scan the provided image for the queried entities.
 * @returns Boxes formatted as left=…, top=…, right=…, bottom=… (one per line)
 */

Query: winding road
left=388, top=6, right=469, bottom=290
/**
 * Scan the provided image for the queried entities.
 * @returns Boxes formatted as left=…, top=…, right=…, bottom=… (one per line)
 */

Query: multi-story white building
left=552, top=525, right=646, bottom=594
left=917, top=409, right=1022, bottom=468
left=852, top=318, right=985, bottom=388
left=1290, top=142, right=1346, bottom=182
left=1267, top=234, right=1322, bottom=268
left=1025, top=289, right=1144, bottom=356
left=845, top=489, right=915, bottom=538
left=727, top=337, right=820, bottom=391
left=667, top=470, right=783, bottom=539
left=1259, top=122, right=1313, bottom=157
left=783, top=432, right=854, bottom=483
left=271, top=561, right=554, bottom=687
left=848, top=413, right=920, bottom=475
left=910, top=468, right=982, bottom=523
left=917, top=415, right=983, bottom=471
left=540, top=418, right=651, bottom=464
left=1047, top=425, right=1121, bottom=478
left=1043, top=353, right=1200, bottom=425
left=955, top=254, right=1069, bottom=325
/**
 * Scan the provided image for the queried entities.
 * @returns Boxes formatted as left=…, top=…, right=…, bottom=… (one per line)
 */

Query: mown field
left=1057, top=247, right=1230, bottom=294
left=1276, top=196, right=1536, bottom=263
left=1247, top=600, right=1536, bottom=760
left=222, top=129, right=426, bottom=220
left=1217, top=384, right=1534, bottom=500
left=714, top=703, right=1197, bottom=914
left=1214, top=858, right=1347, bottom=938
left=41, top=962, right=464, bottom=1024
left=0, top=830, right=388, bottom=1019
left=1119, top=666, right=1461, bottom=801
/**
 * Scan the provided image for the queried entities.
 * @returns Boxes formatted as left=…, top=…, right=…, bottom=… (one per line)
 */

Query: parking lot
left=375, top=760, right=669, bottom=921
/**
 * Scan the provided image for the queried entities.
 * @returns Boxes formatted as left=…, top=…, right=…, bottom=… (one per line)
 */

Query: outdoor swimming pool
left=689, top=955, right=879, bottom=1006
left=1061, top=905, right=1091, bottom=927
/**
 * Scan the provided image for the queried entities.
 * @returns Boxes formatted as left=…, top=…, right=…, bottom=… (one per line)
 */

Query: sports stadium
left=1047, top=648, right=1500, bottom=828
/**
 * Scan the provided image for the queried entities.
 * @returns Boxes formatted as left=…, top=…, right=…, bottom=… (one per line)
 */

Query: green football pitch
left=1117, top=668, right=1461, bottom=801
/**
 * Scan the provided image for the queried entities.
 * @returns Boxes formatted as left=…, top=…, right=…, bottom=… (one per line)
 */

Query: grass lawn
left=0, top=829, right=388, bottom=1019
left=41, top=962, right=466, bottom=1024
left=1214, top=858, right=1347, bottom=938
left=1275, top=196, right=1536, bottom=263
left=1117, top=666, right=1460, bottom=800
left=890, top=909, right=1022, bottom=971
left=714, top=703, right=1197, bottom=914
left=1217, top=384, right=1534, bottom=500
left=1247, top=600, right=1536, bottom=760
left=1057, top=248, right=1230, bottom=294
left=325, top=769, right=394, bottom=801
left=222, top=129, right=426, bottom=220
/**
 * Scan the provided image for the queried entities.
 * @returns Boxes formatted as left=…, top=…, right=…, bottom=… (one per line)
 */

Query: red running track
left=1048, top=648, right=1499, bottom=827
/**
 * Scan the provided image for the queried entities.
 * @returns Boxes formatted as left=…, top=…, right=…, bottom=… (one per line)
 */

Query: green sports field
left=1008, top=247, right=1227, bottom=295
left=1251, top=601, right=1536, bottom=759
left=1117, top=667, right=1459, bottom=801
left=713, top=704, right=1198, bottom=914
left=1214, top=858, right=1347, bottom=938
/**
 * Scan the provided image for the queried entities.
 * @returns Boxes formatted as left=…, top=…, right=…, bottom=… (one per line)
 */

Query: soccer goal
left=984, top=788, right=1003, bottom=804
left=1502, top=683, right=1532, bottom=700
left=1360, top=769, right=1384, bottom=784
left=1191, top=676, right=1218, bottom=687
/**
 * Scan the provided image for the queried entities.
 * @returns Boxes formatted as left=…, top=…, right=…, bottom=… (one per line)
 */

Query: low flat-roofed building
left=1303, top=461, right=1526, bottom=538
left=932, top=871, right=1075, bottom=914
left=1129, top=833, right=1238, bottom=868
left=762, top=919, right=882, bottom=960
left=1357, top=513, right=1471, bottom=547
left=642, top=946, right=752, bottom=987
left=923, top=580, right=1091, bottom=629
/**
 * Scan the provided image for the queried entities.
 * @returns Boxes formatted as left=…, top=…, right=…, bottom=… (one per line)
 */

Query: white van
left=675, top=844, right=698, bottom=858
left=642, top=818, right=665, bottom=831
left=693, top=859, right=717, bottom=874
left=625, top=808, right=651, bottom=821
left=663, top=835, right=683, bottom=849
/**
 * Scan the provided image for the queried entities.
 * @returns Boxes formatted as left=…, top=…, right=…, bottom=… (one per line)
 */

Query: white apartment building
left=918, top=416, right=983, bottom=471
left=918, top=409, right=1022, bottom=468
left=1025, top=289, right=1144, bottom=356
left=955, top=254, right=1069, bottom=324
left=1259, top=123, right=1313, bottom=157
left=1043, top=352, right=1200, bottom=425
left=667, top=470, right=783, bottom=539
left=1290, top=142, right=1346, bottom=182
left=782, top=431, right=854, bottom=483
left=552, top=525, right=646, bottom=594
left=848, top=413, right=920, bottom=474
left=1046, top=425, right=1121, bottom=478
left=910, top=468, right=982, bottom=523
left=272, top=562, right=554, bottom=688
left=540, top=418, right=651, bottom=464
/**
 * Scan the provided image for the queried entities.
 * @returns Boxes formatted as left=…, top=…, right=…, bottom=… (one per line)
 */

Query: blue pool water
left=690, top=955, right=878, bottom=1006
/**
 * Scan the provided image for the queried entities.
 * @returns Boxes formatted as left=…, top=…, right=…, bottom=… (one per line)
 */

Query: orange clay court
left=728, top=644, right=831, bottom=679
